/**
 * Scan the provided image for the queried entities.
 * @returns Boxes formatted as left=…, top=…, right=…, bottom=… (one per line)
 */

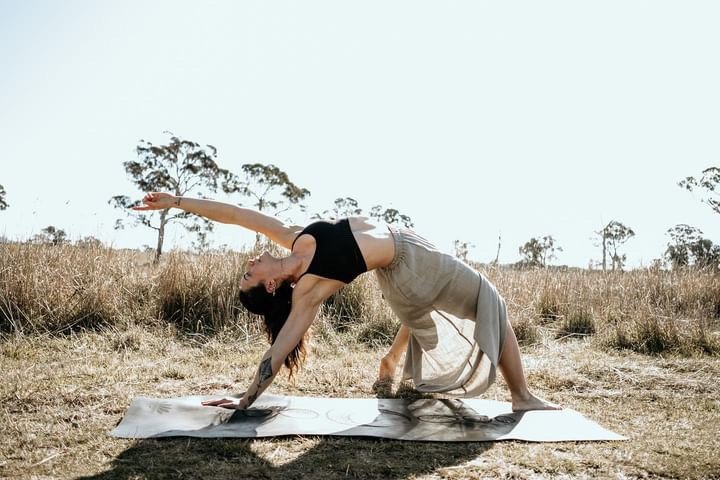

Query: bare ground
left=1, top=326, right=719, bottom=480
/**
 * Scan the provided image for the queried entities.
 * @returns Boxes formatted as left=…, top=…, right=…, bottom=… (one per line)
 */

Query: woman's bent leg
left=498, top=320, right=561, bottom=411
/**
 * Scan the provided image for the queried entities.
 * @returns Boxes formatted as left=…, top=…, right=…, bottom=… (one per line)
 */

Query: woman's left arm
left=202, top=298, right=321, bottom=410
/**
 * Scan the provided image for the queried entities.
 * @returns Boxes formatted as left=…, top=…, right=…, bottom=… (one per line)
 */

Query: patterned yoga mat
left=111, top=394, right=625, bottom=442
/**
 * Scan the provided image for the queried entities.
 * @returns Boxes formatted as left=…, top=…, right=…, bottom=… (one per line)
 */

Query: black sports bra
left=292, top=219, right=368, bottom=283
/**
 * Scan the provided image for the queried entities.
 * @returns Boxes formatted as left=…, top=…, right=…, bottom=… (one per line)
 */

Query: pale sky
left=1, top=1, right=718, bottom=267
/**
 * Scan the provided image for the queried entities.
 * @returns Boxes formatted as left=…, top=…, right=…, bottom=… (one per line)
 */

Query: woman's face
left=239, top=251, right=274, bottom=291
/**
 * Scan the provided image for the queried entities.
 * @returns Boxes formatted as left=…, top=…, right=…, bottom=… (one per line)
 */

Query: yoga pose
left=134, top=192, right=558, bottom=412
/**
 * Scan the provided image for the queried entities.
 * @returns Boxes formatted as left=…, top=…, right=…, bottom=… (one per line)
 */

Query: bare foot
left=512, top=392, right=562, bottom=412
left=371, top=378, right=392, bottom=396
left=372, top=356, right=398, bottom=396
left=377, top=356, right=397, bottom=384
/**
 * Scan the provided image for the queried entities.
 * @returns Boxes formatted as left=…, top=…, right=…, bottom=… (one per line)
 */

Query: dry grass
left=482, top=265, right=720, bottom=355
left=1, top=327, right=719, bottom=479
left=0, top=243, right=154, bottom=334
left=1, top=244, right=720, bottom=478
left=2, top=244, right=719, bottom=356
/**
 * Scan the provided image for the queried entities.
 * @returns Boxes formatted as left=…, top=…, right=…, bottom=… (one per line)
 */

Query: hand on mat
left=202, top=398, right=247, bottom=410
left=132, top=192, right=177, bottom=211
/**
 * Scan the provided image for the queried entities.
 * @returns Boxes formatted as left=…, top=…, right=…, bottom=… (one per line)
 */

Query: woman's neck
left=279, top=255, right=305, bottom=283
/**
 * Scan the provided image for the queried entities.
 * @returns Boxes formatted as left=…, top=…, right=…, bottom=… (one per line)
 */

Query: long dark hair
left=238, top=281, right=306, bottom=377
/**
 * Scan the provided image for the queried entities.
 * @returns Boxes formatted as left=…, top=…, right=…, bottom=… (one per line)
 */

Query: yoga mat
left=111, top=394, right=625, bottom=442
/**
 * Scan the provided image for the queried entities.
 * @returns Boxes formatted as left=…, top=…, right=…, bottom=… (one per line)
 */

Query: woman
left=134, top=192, right=557, bottom=412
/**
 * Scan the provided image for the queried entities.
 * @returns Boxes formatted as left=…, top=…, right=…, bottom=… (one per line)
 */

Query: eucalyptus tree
left=110, top=134, right=233, bottom=262
left=518, top=235, right=562, bottom=267
left=679, top=166, right=720, bottom=215
left=603, top=220, right=635, bottom=271
left=665, top=224, right=720, bottom=270
left=0, top=184, right=7, bottom=210
left=307, top=196, right=415, bottom=315
left=33, top=226, right=68, bottom=246
left=312, top=197, right=414, bottom=229
left=225, top=164, right=310, bottom=215
left=453, top=239, right=475, bottom=263
left=595, top=221, right=635, bottom=271
left=222, top=163, right=310, bottom=246
left=312, top=197, right=363, bottom=220
left=369, top=205, right=414, bottom=228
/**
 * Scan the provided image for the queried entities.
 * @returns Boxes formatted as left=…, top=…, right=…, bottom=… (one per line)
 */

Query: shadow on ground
left=77, top=436, right=493, bottom=479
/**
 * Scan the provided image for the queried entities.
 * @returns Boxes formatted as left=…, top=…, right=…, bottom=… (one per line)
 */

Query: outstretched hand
left=131, top=192, right=178, bottom=211
left=201, top=398, right=247, bottom=410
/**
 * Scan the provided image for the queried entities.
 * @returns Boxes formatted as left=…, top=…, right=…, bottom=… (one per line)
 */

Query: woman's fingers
left=131, top=193, right=159, bottom=210
left=128, top=192, right=170, bottom=211
left=201, top=398, right=237, bottom=408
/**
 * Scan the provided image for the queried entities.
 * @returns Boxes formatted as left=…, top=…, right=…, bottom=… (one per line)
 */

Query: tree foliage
left=595, top=220, right=635, bottom=271
left=223, top=163, right=310, bottom=247
left=665, top=224, right=720, bottom=270
left=0, top=184, right=8, bottom=210
left=312, top=197, right=363, bottom=220
left=369, top=205, right=414, bottom=228
left=75, top=235, right=103, bottom=249
left=312, top=198, right=414, bottom=228
left=679, top=166, right=720, bottom=215
left=453, top=240, right=475, bottom=263
left=224, top=163, right=310, bottom=215
left=518, top=235, right=562, bottom=267
left=32, top=226, right=68, bottom=246
left=109, top=133, right=233, bottom=261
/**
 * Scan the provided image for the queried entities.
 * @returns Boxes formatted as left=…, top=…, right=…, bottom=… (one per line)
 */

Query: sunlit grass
left=1, top=243, right=718, bottom=356
left=1, top=243, right=720, bottom=478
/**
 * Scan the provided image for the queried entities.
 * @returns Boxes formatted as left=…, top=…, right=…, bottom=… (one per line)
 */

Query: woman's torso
left=291, top=217, right=396, bottom=286
left=344, top=217, right=396, bottom=270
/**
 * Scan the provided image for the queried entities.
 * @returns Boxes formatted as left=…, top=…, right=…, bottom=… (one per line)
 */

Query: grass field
left=1, top=243, right=719, bottom=479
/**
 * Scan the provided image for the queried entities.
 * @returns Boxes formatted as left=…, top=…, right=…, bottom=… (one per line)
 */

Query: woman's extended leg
left=498, top=320, right=560, bottom=411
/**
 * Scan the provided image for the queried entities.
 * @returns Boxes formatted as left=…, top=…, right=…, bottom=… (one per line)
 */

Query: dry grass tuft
left=157, top=250, right=257, bottom=334
left=508, top=310, right=540, bottom=346
left=558, top=305, right=596, bottom=338
left=0, top=243, right=154, bottom=334
left=483, top=266, right=720, bottom=355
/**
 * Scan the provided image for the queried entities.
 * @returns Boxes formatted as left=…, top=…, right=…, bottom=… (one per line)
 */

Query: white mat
left=111, top=394, right=625, bottom=442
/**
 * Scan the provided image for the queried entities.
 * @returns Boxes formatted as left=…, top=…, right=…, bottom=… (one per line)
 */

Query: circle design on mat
left=278, top=408, right=319, bottom=419
left=239, top=408, right=277, bottom=419
left=462, top=414, right=492, bottom=424
left=367, top=409, right=413, bottom=427
left=494, top=415, right=516, bottom=424
left=326, top=409, right=376, bottom=426
left=417, top=414, right=459, bottom=424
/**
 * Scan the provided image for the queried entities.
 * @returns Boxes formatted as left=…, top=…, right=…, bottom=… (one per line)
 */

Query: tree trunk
left=154, top=210, right=167, bottom=264
left=602, top=231, right=607, bottom=272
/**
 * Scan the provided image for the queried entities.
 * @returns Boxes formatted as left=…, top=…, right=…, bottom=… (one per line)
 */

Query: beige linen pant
left=375, top=228, right=508, bottom=397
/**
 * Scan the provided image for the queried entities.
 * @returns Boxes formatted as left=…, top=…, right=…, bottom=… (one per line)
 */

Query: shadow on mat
left=77, top=436, right=493, bottom=479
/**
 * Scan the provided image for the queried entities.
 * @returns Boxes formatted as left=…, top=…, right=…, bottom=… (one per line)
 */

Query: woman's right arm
left=132, top=192, right=302, bottom=249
